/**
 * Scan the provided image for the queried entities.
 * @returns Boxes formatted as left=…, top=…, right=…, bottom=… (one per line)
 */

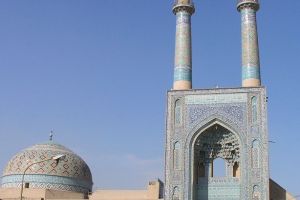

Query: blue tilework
left=176, top=12, right=190, bottom=24
left=174, top=10, right=192, bottom=85
left=1, top=142, right=93, bottom=193
left=1, top=174, right=91, bottom=190
left=174, top=68, right=192, bottom=81
left=242, top=66, right=260, bottom=80
left=241, top=8, right=261, bottom=82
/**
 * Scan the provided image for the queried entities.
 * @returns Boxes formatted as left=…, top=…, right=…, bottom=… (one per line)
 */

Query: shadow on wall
left=269, top=179, right=295, bottom=200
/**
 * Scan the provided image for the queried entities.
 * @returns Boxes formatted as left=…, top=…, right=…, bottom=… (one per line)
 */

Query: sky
left=0, top=0, right=299, bottom=196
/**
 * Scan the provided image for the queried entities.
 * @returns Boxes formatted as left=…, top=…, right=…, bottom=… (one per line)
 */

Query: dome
left=1, top=141, right=93, bottom=193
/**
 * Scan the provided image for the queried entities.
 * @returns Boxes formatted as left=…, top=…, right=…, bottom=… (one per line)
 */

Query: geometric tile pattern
left=1, top=141, right=93, bottom=193
left=165, top=88, right=269, bottom=200
left=195, top=126, right=241, bottom=199
left=241, top=8, right=260, bottom=80
left=197, top=178, right=240, bottom=199
left=1, top=182, right=88, bottom=193
left=238, top=1, right=261, bottom=83
left=173, top=2, right=194, bottom=86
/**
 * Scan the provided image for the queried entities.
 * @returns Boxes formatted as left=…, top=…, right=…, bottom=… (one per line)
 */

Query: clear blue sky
left=0, top=0, right=299, bottom=195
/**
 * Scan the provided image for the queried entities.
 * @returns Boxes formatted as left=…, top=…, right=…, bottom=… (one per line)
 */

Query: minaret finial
left=172, top=0, right=195, bottom=90
left=237, top=0, right=261, bottom=87
left=49, top=130, right=54, bottom=141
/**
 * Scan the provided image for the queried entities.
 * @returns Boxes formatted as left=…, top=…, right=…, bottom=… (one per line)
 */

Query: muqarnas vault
left=165, top=0, right=270, bottom=199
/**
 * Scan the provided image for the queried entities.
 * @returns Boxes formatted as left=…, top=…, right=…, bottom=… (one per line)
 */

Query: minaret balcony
left=237, top=0, right=260, bottom=11
left=172, top=0, right=195, bottom=15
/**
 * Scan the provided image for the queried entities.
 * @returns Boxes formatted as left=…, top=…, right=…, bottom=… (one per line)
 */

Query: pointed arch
left=233, top=161, right=240, bottom=178
left=184, top=117, right=245, bottom=200
left=251, top=96, right=258, bottom=123
left=175, top=99, right=182, bottom=125
left=187, top=117, right=244, bottom=151
left=253, top=185, right=260, bottom=200
left=172, top=186, right=180, bottom=200
left=252, top=140, right=260, bottom=168
left=174, top=141, right=181, bottom=170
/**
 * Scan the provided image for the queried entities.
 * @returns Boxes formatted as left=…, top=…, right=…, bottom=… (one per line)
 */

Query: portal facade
left=165, top=88, right=269, bottom=200
left=165, top=0, right=269, bottom=199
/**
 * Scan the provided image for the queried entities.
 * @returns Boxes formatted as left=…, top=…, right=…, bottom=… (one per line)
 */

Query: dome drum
left=1, top=174, right=92, bottom=193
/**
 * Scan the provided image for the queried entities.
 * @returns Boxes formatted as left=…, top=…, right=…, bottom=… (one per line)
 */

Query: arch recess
left=184, top=117, right=245, bottom=200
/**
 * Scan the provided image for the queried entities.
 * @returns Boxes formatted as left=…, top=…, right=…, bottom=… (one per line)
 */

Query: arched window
left=198, top=162, right=205, bottom=178
left=252, top=140, right=260, bottom=168
left=175, top=99, right=182, bottom=125
left=233, top=162, right=240, bottom=178
left=251, top=96, right=258, bottom=123
left=172, top=186, right=180, bottom=200
left=174, top=142, right=181, bottom=170
left=253, top=185, right=260, bottom=200
left=212, top=158, right=226, bottom=177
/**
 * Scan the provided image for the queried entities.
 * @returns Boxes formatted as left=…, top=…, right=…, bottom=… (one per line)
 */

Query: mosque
left=0, top=0, right=295, bottom=200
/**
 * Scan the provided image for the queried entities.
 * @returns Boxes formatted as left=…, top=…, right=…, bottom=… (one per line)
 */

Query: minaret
left=172, top=0, right=195, bottom=90
left=237, top=0, right=261, bottom=87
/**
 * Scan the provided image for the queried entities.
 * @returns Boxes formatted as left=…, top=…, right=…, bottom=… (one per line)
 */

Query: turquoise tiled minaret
left=172, top=0, right=195, bottom=90
left=237, top=0, right=261, bottom=87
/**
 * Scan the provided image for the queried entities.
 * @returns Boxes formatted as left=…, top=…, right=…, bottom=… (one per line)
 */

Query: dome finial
left=49, top=130, right=54, bottom=141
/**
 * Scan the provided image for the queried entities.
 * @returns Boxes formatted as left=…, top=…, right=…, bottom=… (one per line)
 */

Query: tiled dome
left=1, top=141, right=93, bottom=193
